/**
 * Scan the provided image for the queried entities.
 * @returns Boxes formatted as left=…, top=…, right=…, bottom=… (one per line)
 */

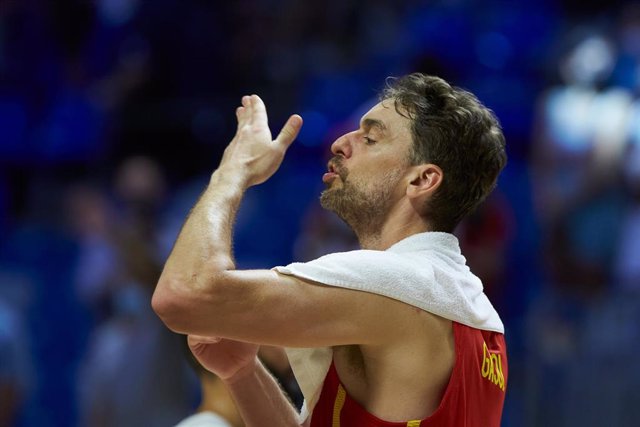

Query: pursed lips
left=323, top=158, right=347, bottom=183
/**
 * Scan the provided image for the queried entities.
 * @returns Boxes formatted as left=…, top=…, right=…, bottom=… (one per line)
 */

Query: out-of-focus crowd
left=1, top=0, right=640, bottom=426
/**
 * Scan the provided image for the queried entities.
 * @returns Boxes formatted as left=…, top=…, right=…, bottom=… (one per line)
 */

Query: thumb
left=275, top=114, right=303, bottom=148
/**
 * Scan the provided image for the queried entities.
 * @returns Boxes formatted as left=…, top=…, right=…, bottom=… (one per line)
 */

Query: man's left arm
left=151, top=93, right=302, bottom=335
left=152, top=95, right=410, bottom=346
left=152, top=95, right=309, bottom=427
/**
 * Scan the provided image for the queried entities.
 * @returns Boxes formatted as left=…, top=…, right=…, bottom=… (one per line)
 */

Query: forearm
left=225, top=358, right=301, bottom=427
left=157, top=168, right=247, bottom=295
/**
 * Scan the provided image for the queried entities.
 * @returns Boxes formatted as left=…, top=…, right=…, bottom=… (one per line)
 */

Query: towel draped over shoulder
left=272, top=231, right=504, bottom=422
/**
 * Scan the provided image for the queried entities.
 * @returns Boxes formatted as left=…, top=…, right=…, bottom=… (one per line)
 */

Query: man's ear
left=406, top=164, right=443, bottom=201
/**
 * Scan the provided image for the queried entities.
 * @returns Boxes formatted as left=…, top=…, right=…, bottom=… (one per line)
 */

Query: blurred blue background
left=2, top=0, right=640, bottom=426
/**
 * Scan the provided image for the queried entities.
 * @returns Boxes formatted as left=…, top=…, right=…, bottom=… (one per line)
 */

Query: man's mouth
left=323, top=160, right=342, bottom=184
left=322, top=169, right=338, bottom=184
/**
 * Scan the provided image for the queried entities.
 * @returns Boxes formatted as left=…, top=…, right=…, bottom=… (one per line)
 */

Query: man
left=153, top=73, right=508, bottom=426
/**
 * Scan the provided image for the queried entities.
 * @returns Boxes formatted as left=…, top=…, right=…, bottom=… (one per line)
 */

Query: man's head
left=321, top=73, right=506, bottom=235
left=381, top=73, right=507, bottom=232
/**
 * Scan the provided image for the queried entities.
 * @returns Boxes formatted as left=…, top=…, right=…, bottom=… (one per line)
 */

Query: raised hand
left=188, top=335, right=260, bottom=382
left=219, top=95, right=303, bottom=187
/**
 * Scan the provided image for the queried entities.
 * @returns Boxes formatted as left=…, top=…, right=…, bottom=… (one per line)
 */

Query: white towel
left=272, top=231, right=504, bottom=422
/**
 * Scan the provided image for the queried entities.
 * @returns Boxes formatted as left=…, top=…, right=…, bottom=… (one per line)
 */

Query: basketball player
left=153, top=74, right=508, bottom=426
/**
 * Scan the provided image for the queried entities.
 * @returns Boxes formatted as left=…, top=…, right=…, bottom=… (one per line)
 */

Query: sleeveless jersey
left=309, top=322, right=507, bottom=427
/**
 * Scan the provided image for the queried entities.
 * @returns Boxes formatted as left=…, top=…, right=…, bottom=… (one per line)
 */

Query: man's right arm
left=188, top=335, right=305, bottom=427
left=224, top=358, right=308, bottom=427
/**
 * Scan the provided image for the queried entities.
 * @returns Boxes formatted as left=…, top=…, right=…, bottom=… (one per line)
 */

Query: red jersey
left=309, top=322, right=507, bottom=427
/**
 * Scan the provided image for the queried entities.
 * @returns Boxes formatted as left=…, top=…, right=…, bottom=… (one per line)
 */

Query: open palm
left=219, top=95, right=302, bottom=187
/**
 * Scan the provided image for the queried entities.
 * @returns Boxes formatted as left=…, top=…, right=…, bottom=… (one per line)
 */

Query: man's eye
left=364, top=136, right=376, bottom=145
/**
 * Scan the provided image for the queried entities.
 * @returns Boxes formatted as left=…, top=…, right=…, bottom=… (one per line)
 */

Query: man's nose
left=330, top=132, right=353, bottom=158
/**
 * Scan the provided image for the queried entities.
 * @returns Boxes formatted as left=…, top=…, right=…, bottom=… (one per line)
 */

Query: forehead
left=360, top=101, right=412, bottom=140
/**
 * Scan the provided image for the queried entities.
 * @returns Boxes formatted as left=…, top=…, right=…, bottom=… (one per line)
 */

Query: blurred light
left=560, top=35, right=615, bottom=85
left=626, top=101, right=640, bottom=189
left=628, top=100, right=640, bottom=146
left=545, top=85, right=632, bottom=162
left=590, top=88, right=633, bottom=165
left=544, top=86, right=594, bottom=153
left=476, top=32, right=512, bottom=70
left=297, top=110, right=329, bottom=147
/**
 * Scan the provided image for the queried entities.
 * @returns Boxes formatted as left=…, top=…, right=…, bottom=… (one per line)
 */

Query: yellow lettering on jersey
left=481, top=342, right=505, bottom=391
left=332, top=384, right=346, bottom=427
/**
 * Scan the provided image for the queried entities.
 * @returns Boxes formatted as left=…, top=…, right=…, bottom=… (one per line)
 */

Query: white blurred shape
left=590, top=88, right=633, bottom=167
left=544, top=86, right=595, bottom=153
left=561, top=35, right=616, bottom=86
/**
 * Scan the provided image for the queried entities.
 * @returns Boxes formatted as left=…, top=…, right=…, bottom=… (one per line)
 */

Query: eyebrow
left=361, top=118, right=388, bottom=134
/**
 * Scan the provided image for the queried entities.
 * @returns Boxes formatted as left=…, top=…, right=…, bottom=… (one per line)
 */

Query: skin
left=152, top=95, right=453, bottom=425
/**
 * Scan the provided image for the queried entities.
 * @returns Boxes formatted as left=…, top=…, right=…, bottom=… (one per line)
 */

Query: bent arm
left=152, top=167, right=244, bottom=311
left=224, top=358, right=308, bottom=427
left=152, top=94, right=301, bottom=323
left=152, top=95, right=305, bottom=424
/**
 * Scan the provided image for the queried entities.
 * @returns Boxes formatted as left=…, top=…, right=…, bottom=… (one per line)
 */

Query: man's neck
left=356, top=206, right=430, bottom=250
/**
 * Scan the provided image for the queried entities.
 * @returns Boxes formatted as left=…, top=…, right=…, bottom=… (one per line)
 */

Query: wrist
left=211, top=166, right=251, bottom=190
left=223, top=357, right=261, bottom=386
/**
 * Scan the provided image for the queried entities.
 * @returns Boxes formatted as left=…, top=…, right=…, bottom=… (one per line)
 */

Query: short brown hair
left=381, top=74, right=507, bottom=232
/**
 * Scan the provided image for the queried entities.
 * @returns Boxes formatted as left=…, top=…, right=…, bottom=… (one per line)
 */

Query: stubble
left=320, top=163, right=403, bottom=239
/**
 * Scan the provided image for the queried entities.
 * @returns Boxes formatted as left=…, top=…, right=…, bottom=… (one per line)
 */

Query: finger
left=250, top=94, right=268, bottom=126
left=242, top=95, right=252, bottom=125
left=236, top=106, right=247, bottom=130
left=275, top=114, right=303, bottom=148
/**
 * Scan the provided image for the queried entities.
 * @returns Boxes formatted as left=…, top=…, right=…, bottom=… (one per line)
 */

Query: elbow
left=151, top=272, right=202, bottom=333
left=151, top=270, right=228, bottom=334
left=151, top=278, right=182, bottom=331
left=152, top=254, right=234, bottom=329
